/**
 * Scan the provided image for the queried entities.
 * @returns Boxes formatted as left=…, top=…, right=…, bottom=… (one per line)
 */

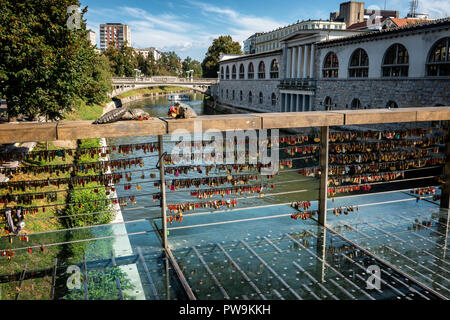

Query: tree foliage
left=182, top=56, right=203, bottom=78
left=201, top=35, right=242, bottom=78
left=0, top=0, right=111, bottom=121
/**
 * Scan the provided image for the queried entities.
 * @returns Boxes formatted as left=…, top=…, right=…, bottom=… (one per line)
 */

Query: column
left=292, top=47, right=298, bottom=78
left=303, top=45, right=309, bottom=79
left=286, top=48, right=292, bottom=79
left=282, top=43, right=288, bottom=79
left=309, top=44, right=315, bottom=78
left=318, top=126, right=329, bottom=226
left=297, top=46, right=302, bottom=79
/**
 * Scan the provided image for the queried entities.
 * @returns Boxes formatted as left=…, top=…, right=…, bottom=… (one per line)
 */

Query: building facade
left=134, top=47, right=162, bottom=61
left=87, top=29, right=96, bottom=47
left=255, top=20, right=347, bottom=54
left=314, top=19, right=450, bottom=109
left=216, top=19, right=450, bottom=113
left=100, top=23, right=131, bottom=51
left=218, top=50, right=283, bottom=112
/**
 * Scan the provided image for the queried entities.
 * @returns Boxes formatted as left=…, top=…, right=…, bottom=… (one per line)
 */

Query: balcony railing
left=0, top=107, right=449, bottom=301
left=278, top=78, right=317, bottom=91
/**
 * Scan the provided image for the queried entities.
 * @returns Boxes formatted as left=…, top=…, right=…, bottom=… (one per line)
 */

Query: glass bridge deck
left=0, top=189, right=448, bottom=300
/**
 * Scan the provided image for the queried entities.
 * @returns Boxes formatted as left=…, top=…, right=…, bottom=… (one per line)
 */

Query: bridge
left=111, top=76, right=218, bottom=97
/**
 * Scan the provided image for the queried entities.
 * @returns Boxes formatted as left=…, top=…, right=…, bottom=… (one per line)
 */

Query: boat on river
left=168, top=93, right=190, bottom=101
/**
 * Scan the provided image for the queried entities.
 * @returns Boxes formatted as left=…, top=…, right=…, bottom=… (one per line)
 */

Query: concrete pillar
left=292, top=47, right=298, bottom=78
left=297, top=46, right=302, bottom=79
left=303, top=45, right=309, bottom=79
left=286, top=48, right=292, bottom=79
left=310, top=44, right=315, bottom=78
left=318, top=126, right=329, bottom=226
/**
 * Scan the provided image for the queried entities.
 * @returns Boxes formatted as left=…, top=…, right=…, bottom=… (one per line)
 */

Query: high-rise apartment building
left=99, top=23, right=131, bottom=51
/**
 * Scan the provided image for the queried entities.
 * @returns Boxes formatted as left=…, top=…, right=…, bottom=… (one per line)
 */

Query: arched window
left=324, top=96, right=333, bottom=110
left=225, top=66, right=230, bottom=79
left=248, top=91, right=253, bottom=103
left=323, top=52, right=339, bottom=78
left=350, top=98, right=362, bottom=109
left=220, top=67, right=224, bottom=80
left=386, top=101, right=398, bottom=108
left=427, top=37, right=450, bottom=77
left=259, top=92, right=263, bottom=104
left=232, top=90, right=235, bottom=100
left=258, top=61, right=266, bottom=79
left=270, top=59, right=279, bottom=78
left=382, top=44, right=409, bottom=77
left=239, top=64, right=245, bottom=79
left=349, top=49, right=369, bottom=78
left=248, top=63, right=254, bottom=79
left=231, top=65, right=237, bottom=79
left=239, top=90, right=243, bottom=101
left=271, top=93, right=277, bottom=106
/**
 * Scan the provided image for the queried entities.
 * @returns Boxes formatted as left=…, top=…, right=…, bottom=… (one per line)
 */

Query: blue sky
left=82, top=0, right=449, bottom=61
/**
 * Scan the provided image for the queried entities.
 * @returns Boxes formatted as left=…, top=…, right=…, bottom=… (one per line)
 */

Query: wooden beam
left=165, top=114, right=261, bottom=134
left=0, top=122, right=57, bottom=144
left=416, top=107, right=450, bottom=122
left=332, top=108, right=418, bottom=125
left=259, top=111, right=344, bottom=129
left=57, top=119, right=167, bottom=140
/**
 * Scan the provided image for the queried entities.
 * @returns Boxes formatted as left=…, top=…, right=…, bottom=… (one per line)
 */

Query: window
left=248, top=63, right=254, bottom=79
left=220, top=67, right=224, bottom=80
left=258, top=61, right=266, bottom=79
left=221, top=89, right=223, bottom=98
left=323, top=52, right=339, bottom=78
left=270, top=59, right=279, bottom=78
left=231, top=65, right=237, bottom=79
left=324, top=97, right=333, bottom=110
left=349, top=49, right=369, bottom=78
left=382, top=44, right=409, bottom=77
left=248, top=91, right=253, bottom=103
left=259, top=92, right=263, bottom=104
left=427, top=37, right=450, bottom=77
left=232, top=90, right=235, bottom=100
left=226, top=89, right=228, bottom=99
left=350, top=98, right=362, bottom=109
left=239, top=64, right=245, bottom=79
left=240, top=90, right=243, bottom=101
left=386, top=101, right=398, bottom=108
left=271, top=93, right=277, bottom=106
left=225, top=66, right=230, bottom=79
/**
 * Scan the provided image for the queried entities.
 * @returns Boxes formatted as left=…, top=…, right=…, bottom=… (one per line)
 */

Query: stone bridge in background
left=110, top=76, right=219, bottom=97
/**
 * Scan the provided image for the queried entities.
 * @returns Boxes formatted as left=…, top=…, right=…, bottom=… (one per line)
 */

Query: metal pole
left=318, top=126, right=329, bottom=226
left=441, top=121, right=450, bottom=209
left=158, top=135, right=168, bottom=249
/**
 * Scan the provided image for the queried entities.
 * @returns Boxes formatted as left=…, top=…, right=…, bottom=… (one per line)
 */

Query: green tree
left=103, top=42, right=138, bottom=77
left=0, top=0, right=110, bottom=121
left=182, top=56, right=203, bottom=78
left=201, top=35, right=242, bottom=78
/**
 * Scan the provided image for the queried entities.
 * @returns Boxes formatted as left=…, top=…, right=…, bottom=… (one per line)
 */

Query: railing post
left=441, top=121, right=450, bottom=209
left=158, top=135, right=168, bottom=249
left=318, top=126, right=329, bottom=226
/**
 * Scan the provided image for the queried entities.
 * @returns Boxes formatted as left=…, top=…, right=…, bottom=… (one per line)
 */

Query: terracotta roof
left=389, top=18, right=432, bottom=27
left=317, top=18, right=450, bottom=47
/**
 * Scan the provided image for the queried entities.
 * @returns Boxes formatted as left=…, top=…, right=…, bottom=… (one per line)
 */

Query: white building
left=255, top=20, right=347, bottom=54
left=134, top=47, right=162, bottom=61
left=87, top=29, right=96, bottom=47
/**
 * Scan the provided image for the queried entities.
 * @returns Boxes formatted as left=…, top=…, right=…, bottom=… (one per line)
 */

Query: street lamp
left=134, top=68, right=142, bottom=80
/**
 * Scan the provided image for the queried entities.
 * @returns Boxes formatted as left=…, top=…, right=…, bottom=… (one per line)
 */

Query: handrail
left=0, top=107, right=448, bottom=144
